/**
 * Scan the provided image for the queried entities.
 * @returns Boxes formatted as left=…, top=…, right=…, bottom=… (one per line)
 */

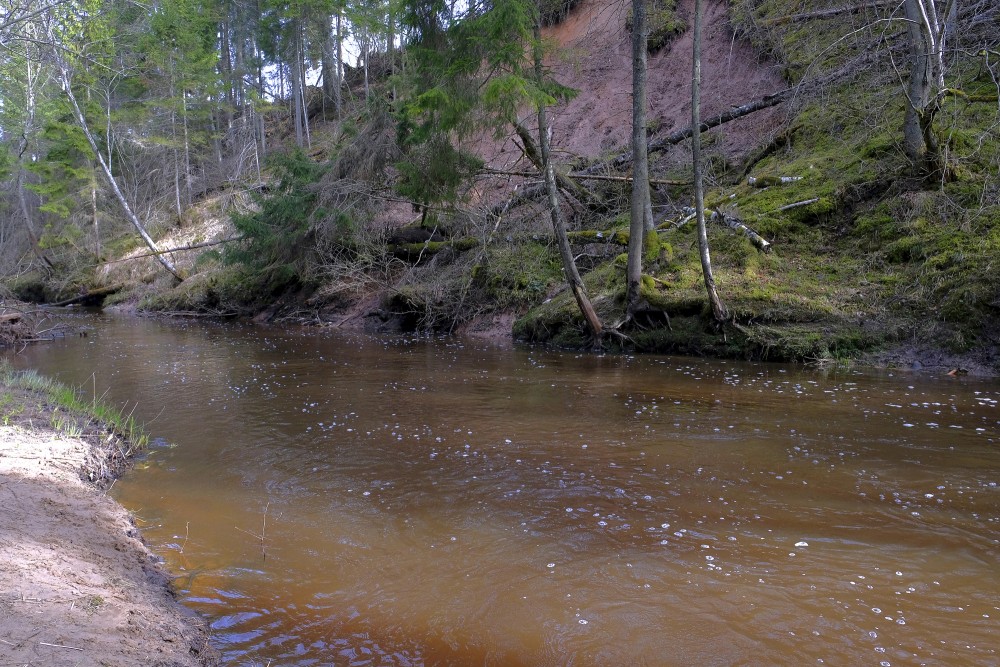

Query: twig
left=39, top=642, right=84, bottom=651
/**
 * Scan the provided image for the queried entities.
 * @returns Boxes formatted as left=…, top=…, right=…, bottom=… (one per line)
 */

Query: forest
left=1, top=0, right=998, bottom=368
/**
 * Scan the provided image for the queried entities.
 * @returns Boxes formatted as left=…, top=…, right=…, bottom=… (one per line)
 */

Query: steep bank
left=6, top=0, right=997, bottom=373
left=0, top=371, right=217, bottom=666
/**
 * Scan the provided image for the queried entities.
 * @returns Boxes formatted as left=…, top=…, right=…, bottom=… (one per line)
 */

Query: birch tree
left=902, top=0, right=957, bottom=177
left=44, top=5, right=183, bottom=280
left=691, top=0, right=726, bottom=322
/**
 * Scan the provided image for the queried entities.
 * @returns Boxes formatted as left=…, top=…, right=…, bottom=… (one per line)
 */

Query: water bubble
left=547, top=563, right=555, bottom=568
left=795, top=541, right=809, bottom=547
left=578, top=619, right=588, bottom=625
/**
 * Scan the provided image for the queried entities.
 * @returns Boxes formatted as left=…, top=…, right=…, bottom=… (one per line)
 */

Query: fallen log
left=100, top=236, right=242, bottom=266
left=776, top=198, right=820, bottom=212
left=388, top=237, right=479, bottom=261
left=748, top=175, right=802, bottom=187
left=761, top=1, right=894, bottom=25
left=486, top=182, right=547, bottom=218
left=47, top=285, right=124, bottom=308
left=567, top=229, right=630, bottom=245
left=669, top=206, right=771, bottom=252
left=710, top=210, right=772, bottom=252
left=482, top=168, right=688, bottom=186
left=514, top=122, right=602, bottom=209
left=580, top=88, right=796, bottom=175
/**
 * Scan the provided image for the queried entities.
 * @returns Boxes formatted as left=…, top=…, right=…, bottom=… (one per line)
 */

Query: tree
left=691, top=0, right=726, bottom=322
left=625, top=0, right=653, bottom=316
left=902, top=0, right=957, bottom=178
left=43, top=1, right=183, bottom=280
left=533, top=21, right=602, bottom=342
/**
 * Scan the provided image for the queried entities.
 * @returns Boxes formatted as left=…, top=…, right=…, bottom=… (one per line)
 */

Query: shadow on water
left=8, top=312, right=1000, bottom=666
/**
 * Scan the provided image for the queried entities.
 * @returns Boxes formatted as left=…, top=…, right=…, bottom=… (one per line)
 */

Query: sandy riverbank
left=0, top=384, right=217, bottom=666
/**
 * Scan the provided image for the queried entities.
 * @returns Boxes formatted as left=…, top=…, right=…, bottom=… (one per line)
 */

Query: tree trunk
left=91, top=165, right=100, bottom=260
left=903, top=0, right=933, bottom=163
left=291, top=28, right=304, bottom=148
left=626, top=0, right=652, bottom=313
left=335, top=11, right=343, bottom=119
left=692, top=0, right=727, bottom=322
left=363, top=29, right=371, bottom=101
left=322, top=17, right=338, bottom=111
left=59, top=69, right=182, bottom=281
left=16, top=50, right=53, bottom=269
left=534, top=23, right=603, bottom=343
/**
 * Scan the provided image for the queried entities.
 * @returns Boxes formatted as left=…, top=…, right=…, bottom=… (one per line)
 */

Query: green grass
left=0, top=362, right=149, bottom=450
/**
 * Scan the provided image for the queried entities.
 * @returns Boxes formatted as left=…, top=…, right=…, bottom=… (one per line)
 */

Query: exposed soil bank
left=0, top=385, right=217, bottom=667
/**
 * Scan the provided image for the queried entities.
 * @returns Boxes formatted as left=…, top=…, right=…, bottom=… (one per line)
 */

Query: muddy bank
left=0, top=383, right=217, bottom=666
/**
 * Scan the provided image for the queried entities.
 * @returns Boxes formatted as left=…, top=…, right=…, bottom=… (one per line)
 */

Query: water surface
left=10, top=314, right=999, bottom=665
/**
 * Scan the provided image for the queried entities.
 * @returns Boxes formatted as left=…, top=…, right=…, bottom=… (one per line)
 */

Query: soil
left=477, top=0, right=787, bottom=173
left=0, top=389, right=217, bottom=667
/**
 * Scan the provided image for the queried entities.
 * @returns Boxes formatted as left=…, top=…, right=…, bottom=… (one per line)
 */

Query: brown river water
left=8, top=313, right=1000, bottom=666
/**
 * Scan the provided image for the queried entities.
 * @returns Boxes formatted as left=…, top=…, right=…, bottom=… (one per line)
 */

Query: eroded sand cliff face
left=0, top=401, right=216, bottom=667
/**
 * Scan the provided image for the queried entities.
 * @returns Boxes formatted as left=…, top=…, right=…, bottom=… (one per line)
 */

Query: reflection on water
left=9, top=313, right=1000, bottom=666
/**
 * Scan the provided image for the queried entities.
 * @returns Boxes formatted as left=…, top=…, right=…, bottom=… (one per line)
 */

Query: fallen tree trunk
left=99, top=237, right=242, bottom=266
left=481, top=168, right=688, bottom=185
left=514, top=122, right=603, bottom=209
left=567, top=229, right=630, bottom=245
left=748, top=175, right=802, bottom=187
left=486, top=182, right=548, bottom=218
left=580, top=88, right=796, bottom=175
left=762, top=1, right=895, bottom=25
left=664, top=207, right=772, bottom=252
left=388, top=237, right=479, bottom=261
left=47, top=285, right=124, bottom=308
left=710, top=210, right=772, bottom=252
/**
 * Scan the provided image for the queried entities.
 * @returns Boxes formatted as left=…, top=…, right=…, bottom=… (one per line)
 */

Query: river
left=8, top=313, right=999, bottom=666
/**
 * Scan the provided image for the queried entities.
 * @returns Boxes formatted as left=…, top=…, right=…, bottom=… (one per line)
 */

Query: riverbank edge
left=0, top=367, right=219, bottom=666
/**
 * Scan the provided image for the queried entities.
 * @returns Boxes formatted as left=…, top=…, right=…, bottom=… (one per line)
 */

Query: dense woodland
left=0, top=0, right=998, bottom=367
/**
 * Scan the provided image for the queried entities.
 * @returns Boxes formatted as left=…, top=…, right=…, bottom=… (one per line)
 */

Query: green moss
left=626, top=0, right=685, bottom=53
left=138, top=265, right=275, bottom=314
left=474, top=242, right=563, bottom=311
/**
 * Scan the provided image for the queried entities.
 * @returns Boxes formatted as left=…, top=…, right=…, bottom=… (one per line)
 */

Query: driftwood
left=47, top=285, right=124, bottom=308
